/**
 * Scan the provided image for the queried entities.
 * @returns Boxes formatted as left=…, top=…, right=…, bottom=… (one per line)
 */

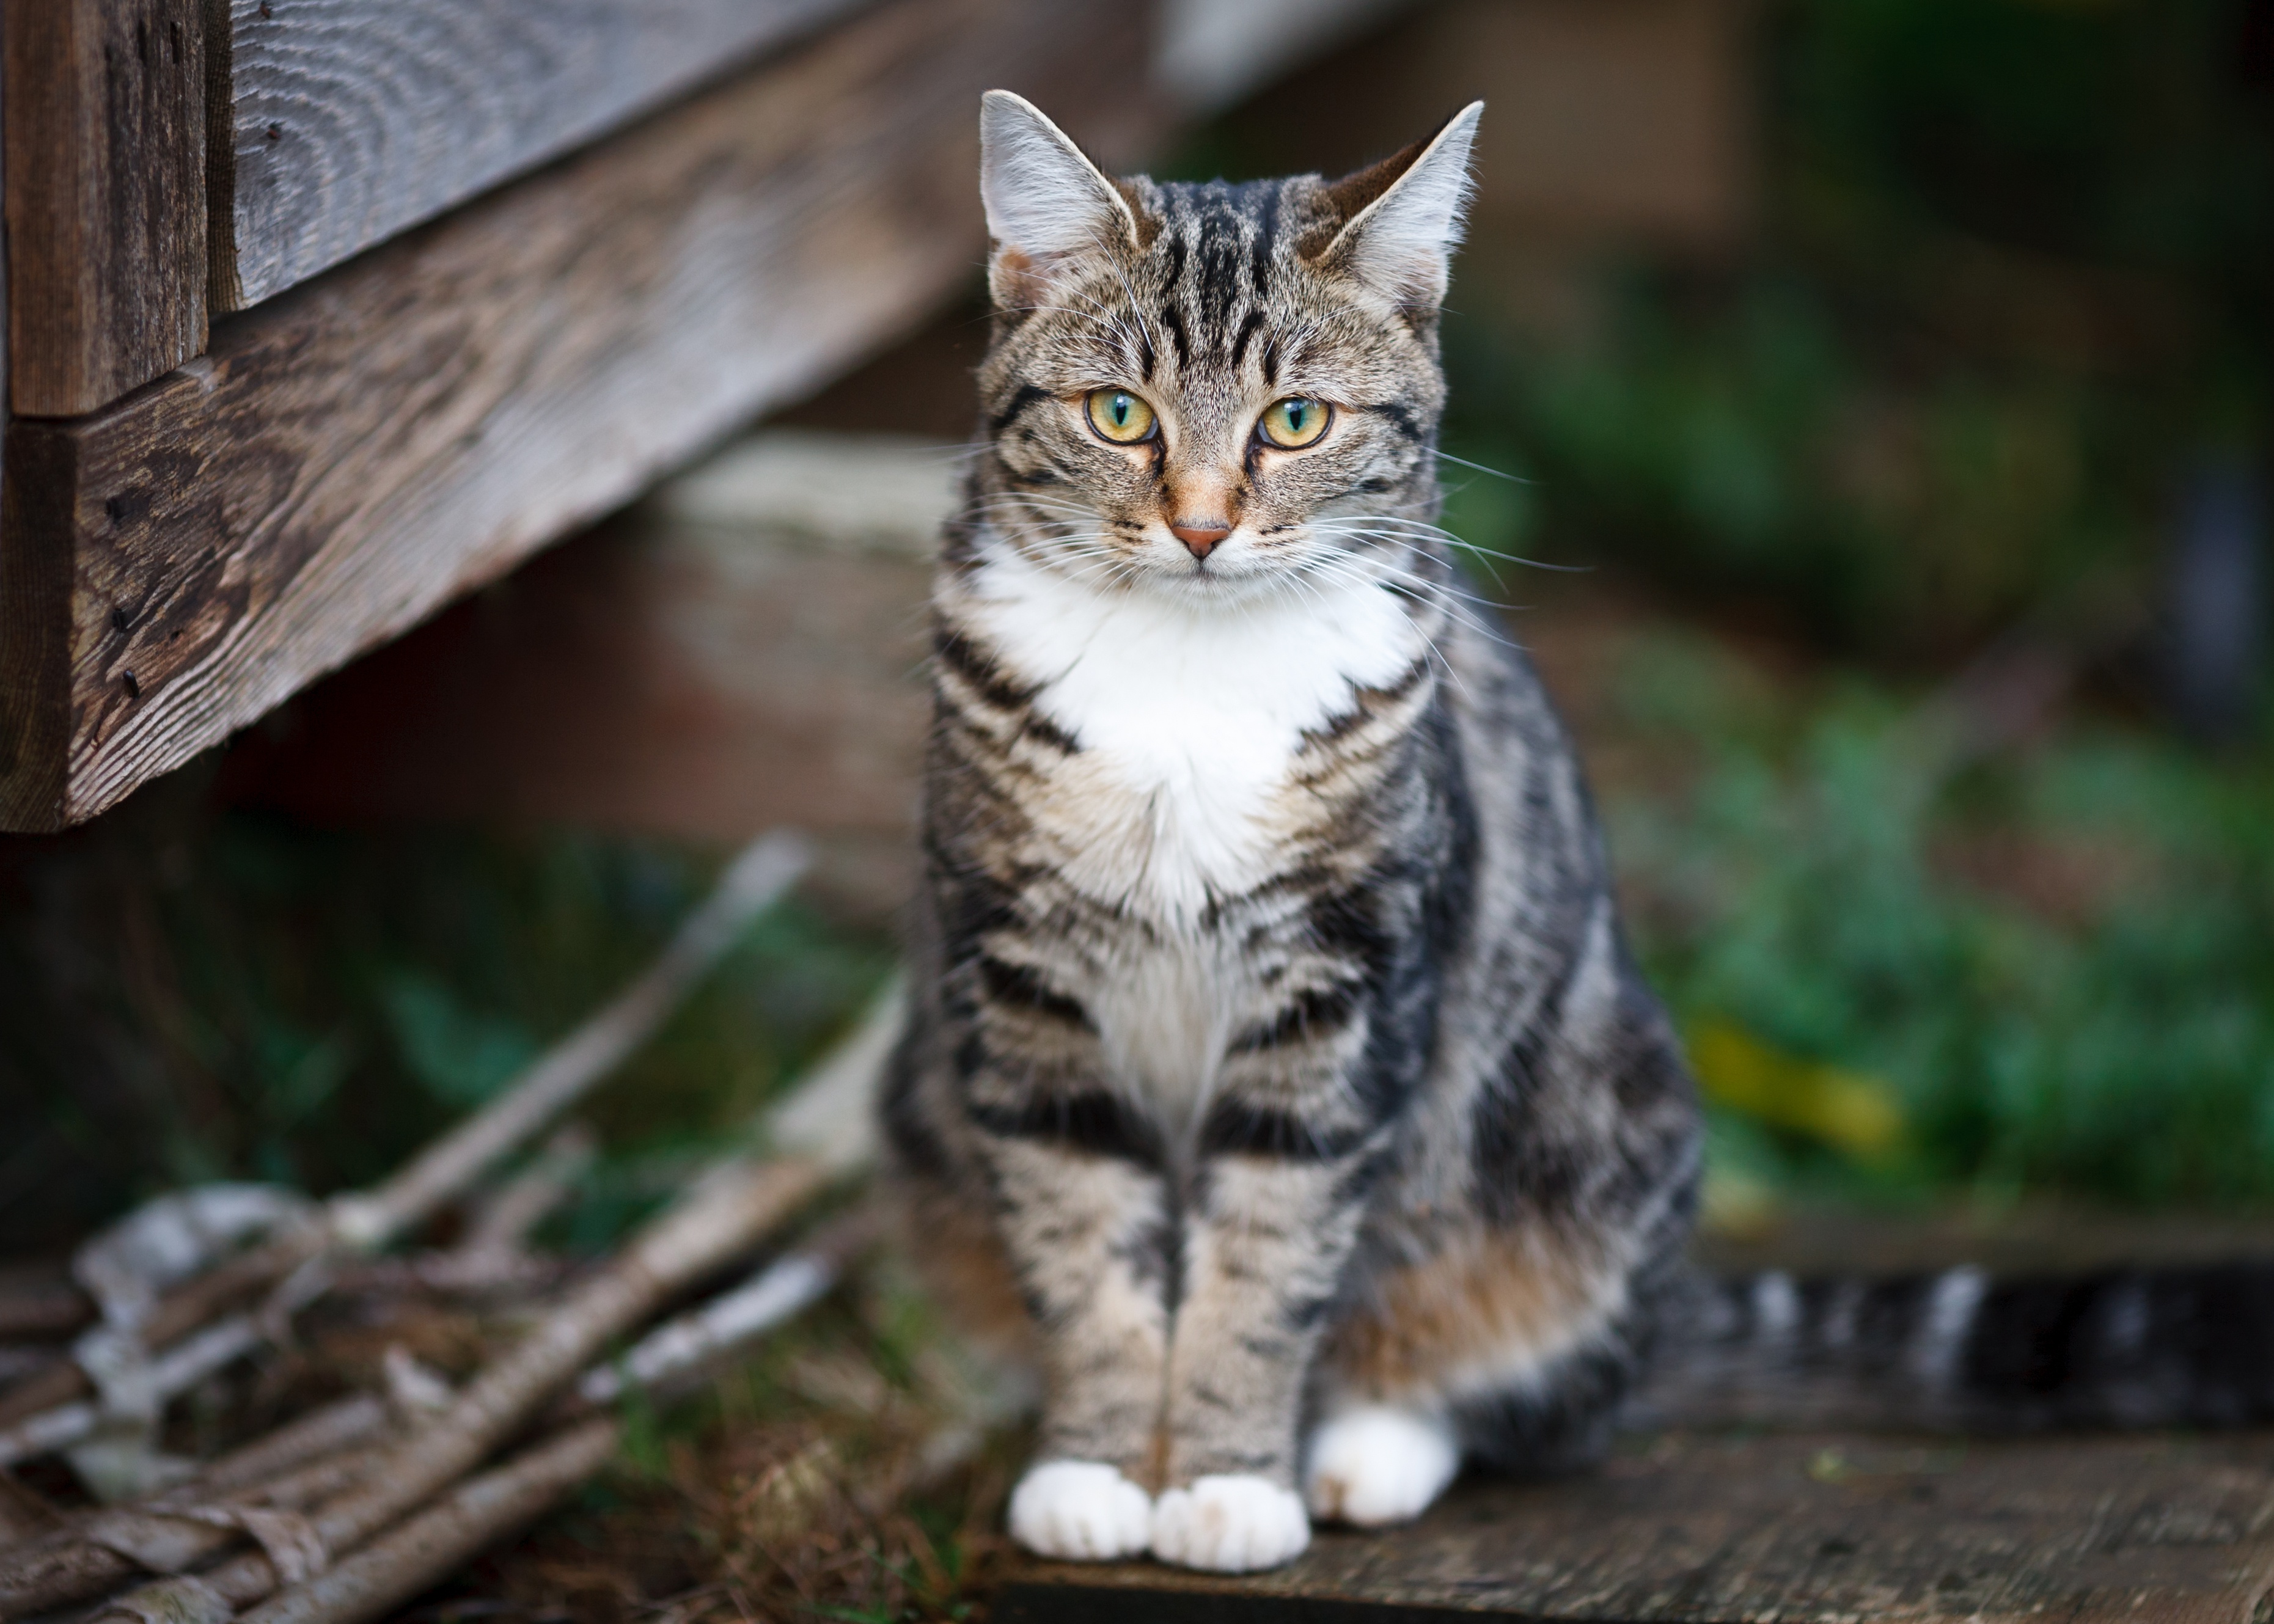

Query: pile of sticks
left=0, top=832, right=905, bottom=1624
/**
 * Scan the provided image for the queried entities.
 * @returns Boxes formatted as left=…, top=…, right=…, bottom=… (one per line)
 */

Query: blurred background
left=5, top=0, right=2273, bottom=1267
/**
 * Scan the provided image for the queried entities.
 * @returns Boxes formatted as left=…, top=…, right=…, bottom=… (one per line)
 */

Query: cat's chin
left=1122, top=561, right=1294, bottom=609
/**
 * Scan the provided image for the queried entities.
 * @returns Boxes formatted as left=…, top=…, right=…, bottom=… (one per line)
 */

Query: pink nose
left=1170, top=521, right=1232, bottom=559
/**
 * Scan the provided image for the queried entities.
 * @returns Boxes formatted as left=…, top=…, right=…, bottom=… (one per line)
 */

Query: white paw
left=1150, top=1474, right=1310, bottom=1572
left=1304, top=1405, right=1460, bottom=1527
left=1007, top=1460, right=1152, bottom=1561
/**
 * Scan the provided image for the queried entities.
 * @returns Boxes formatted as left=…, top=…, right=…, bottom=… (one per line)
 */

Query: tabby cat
left=880, top=92, right=2274, bottom=1575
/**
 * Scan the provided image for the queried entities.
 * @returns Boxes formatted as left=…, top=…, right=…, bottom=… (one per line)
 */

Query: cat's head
left=968, top=92, right=1483, bottom=602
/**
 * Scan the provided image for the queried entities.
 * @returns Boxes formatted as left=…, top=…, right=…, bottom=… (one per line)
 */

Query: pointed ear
left=1314, top=102, right=1483, bottom=313
left=980, top=90, right=1142, bottom=309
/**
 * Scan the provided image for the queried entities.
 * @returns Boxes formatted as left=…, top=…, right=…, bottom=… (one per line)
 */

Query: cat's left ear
left=980, top=90, right=1143, bottom=310
left=1315, top=102, right=1484, bottom=313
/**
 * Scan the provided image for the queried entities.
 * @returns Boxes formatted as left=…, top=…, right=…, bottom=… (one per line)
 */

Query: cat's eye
left=1084, top=389, right=1157, bottom=444
left=1258, top=397, right=1330, bottom=449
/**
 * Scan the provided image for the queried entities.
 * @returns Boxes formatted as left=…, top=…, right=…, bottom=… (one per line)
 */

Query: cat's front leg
left=1150, top=1047, right=1392, bottom=1573
left=969, top=1066, right=1172, bottom=1561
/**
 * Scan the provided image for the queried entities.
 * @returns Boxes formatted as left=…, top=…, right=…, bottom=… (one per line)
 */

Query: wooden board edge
left=203, top=0, right=243, bottom=314
left=217, top=0, right=875, bottom=313
left=992, top=1582, right=1502, bottom=1624
left=0, top=422, right=78, bottom=831
left=2, top=0, right=210, bottom=419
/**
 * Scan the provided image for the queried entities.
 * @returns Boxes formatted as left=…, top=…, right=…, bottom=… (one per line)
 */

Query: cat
left=878, top=91, right=2274, bottom=1576
left=879, top=90, right=1696, bottom=1573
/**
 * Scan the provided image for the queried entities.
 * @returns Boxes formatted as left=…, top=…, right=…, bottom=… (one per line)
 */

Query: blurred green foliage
left=1444, top=0, right=2273, bottom=660
left=1603, top=625, right=2274, bottom=1209
left=0, top=777, right=890, bottom=1253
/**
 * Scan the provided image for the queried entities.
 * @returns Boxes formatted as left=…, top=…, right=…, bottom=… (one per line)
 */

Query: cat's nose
left=1170, top=521, right=1233, bottom=559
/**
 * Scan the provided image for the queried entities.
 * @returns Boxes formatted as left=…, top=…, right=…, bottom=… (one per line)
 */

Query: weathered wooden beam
left=999, top=1427, right=2274, bottom=1622
left=212, top=0, right=865, bottom=312
left=218, top=431, right=950, bottom=919
left=2, top=0, right=209, bottom=417
left=0, top=0, right=1156, bottom=831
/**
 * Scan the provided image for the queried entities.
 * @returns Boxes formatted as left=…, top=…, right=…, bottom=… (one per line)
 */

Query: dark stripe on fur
left=1019, top=711, right=1082, bottom=755
left=1467, top=945, right=1585, bottom=1226
left=989, top=383, right=1052, bottom=436
left=1302, top=656, right=1431, bottom=747
left=978, top=954, right=1093, bottom=1029
left=1965, top=1265, right=2274, bottom=1428
left=1161, top=302, right=1189, bottom=370
left=934, top=624, right=1035, bottom=713
left=1200, top=1101, right=1373, bottom=1162
left=1366, top=400, right=1426, bottom=445
left=1230, top=309, right=1265, bottom=371
left=969, top=1090, right=1165, bottom=1166
left=1200, top=243, right=1238, bottom=349
left=1250, top=186, right=1280, bottom=295
left=880, top=1034, right=951, bottom=1177
left=1230, top=982, right=1363, bottom=1052
left=1656, top=1259, right=2274, bottom=1435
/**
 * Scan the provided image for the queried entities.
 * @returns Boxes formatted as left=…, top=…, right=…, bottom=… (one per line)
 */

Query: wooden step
left=1001, top=1425, right=2274, bottom=1622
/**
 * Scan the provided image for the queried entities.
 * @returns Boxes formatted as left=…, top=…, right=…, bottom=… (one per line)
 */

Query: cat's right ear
left=1315, top=102, right=1484, bottom=315
left=980, top=90, right=1141, bottom=310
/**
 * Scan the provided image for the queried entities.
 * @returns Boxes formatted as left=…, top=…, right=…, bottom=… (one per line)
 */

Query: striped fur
left=884, top=95, right=2274, bottom=1576
left=1646, top=1262, right=2274, bottom=1433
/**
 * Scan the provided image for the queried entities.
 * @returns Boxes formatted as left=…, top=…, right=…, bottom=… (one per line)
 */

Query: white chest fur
left=960, top=541, right=1420, bottom=922
left=959, top=540, right=1420, bottom=1109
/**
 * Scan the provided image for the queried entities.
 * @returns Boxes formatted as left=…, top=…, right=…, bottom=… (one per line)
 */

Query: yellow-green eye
left=1258, top=397, right=1329, bottom=448
left=1085, top=389, right=1157, bottom=444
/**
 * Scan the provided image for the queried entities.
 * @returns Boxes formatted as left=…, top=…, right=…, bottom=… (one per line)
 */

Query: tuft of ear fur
left=980, top=90, right=1141, bottom=310
left=1315, top=102, right=1484, bottom=313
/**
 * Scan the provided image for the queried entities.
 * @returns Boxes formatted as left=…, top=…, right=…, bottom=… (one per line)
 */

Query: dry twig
left=459, top=1126, right=598, bottom=1260
left=0, top=1397, right=398, bottom=1616
left=0, top=833, right=808, bottom=1440
left=0, top=1315, right=262, bottom=1469
left=4, top=954, right=893, bottom=1624
left=572, top=1207, right=881, bottom=1411
left=232, top=1421, right=622, bottom=1624
left=88, top=1157, right=828, bottom=1624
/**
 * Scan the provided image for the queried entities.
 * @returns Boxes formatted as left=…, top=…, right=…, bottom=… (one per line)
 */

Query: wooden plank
left=215, top=0, right=866, bottom=311
left=1002, top=1428, right=2274, bottom=1622
left=3, top=0, right=208, bottom=416
left=218, top=431, right=948, bottom=920
left=0, top=433, right=78, bottom=823
left=0, top=0, right=1154, bottom=831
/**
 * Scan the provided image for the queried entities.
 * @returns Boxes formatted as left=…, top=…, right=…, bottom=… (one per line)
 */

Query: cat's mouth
left=1137, top=542, right=1301, bottom=607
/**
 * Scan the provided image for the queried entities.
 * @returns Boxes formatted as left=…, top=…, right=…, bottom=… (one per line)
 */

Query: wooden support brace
left=2, top=0, right=210, bottom=417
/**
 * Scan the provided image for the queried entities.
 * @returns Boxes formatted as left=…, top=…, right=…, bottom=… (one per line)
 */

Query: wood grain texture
left=219, top=433, right=948, bottom=919
left=3, top=0, right=208, bottom=416
left=216, top=434, right=949, bottom=839
left=216, top=0, right=864, bottom=310
left=0, top=0, right=1156, bottom=831
left=1005, top=1428, right=2274, bottom=1623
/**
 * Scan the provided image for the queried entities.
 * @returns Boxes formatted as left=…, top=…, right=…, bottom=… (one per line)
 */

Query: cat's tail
left=1638, top=1261, right=2274, bottom=1432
